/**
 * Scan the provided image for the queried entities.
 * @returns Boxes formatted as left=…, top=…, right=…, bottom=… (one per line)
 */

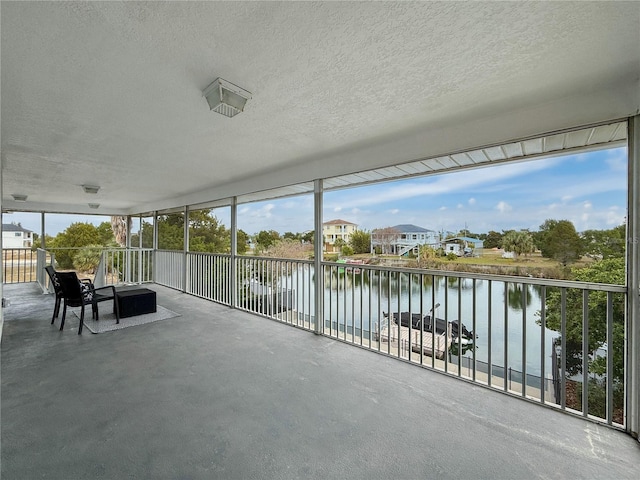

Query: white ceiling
left=1, top=1, right=639, bottom=215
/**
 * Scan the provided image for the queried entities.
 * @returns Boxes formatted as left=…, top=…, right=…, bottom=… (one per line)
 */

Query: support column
left=314, top=179, right=324, bottom=334
left=183, top=206, right=189, bottom=293
left=137, top=215, right=143, bottom=284
left=153, top=212, right=159, bottom=251
left=152, top=211, right=158, bottom=284
left=40, top=212, right=46, bottom=249
left=628, top=115, right=640, bottom=440
left=125, top=215, right=132, bottom=284
left=231, top=197, right=237, bottom=308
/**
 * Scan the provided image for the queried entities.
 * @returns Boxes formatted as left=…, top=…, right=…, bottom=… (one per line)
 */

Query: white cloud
left=457, top=204, right=464, bottom=209
left=323, top=157, right=559, bottom=210
left=256, top=204, right=275, bottom=218
left=583, top=201, right=592, bottom=209
left=389, top=209, right=399, bottom=214
left=439, top=206, right=447, bottom=211
left=496, top=201, right=512, bottom=213
left=334, top=206, right=342, bottom=212
left=468, top=198, right=476, bottom=205
left=605, top=148, right=627, bottom=172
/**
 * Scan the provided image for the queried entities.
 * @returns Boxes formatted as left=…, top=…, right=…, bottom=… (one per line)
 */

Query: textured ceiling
left=1, top=1, right=639, bottom=215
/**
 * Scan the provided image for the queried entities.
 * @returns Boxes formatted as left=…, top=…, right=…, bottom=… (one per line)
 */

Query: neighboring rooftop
left=390, top=224, right=436, bottom=233
left=323, top=219, right=357, bottom=226
left=1, top=223, right=32, bottom=233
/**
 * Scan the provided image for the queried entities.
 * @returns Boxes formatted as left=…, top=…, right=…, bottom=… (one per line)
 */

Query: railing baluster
left=582, top=289, right=589, bottom=417
left=419, top=273, right=424, bottom=366
left=560, top=288, right=567, bottom=411
left=522, top=283, right=527, bottom=398
left=444, top=279, right=449, bottom=374
left=488, top=280, right=493, bottom=388
left=457, top=277, right=462, bottom=377
left=504, top=281, right=509, bottom=392
left=472, top=279, right=477, bottom=382
left=606, top=292, right=614, bottom=425
left=431, top=275, right=436, bottom=369
left=540, top=286, right=546, bottom=405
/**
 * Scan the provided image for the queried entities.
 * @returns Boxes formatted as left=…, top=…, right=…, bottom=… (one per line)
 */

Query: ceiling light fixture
left=88, top=203, right=100, bottom=209
left=202, top=78, right=251, bottom=118
left=82, top=185, right=100, bottom=194
left=11, top=194, right=27, bottom=202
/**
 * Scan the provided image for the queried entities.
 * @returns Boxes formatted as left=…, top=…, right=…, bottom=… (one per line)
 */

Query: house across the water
left=371, top=224, right=440, bottom=256
left=2, top=223, right=33, bottom=249
left=444, top=236, right=484, bottom=257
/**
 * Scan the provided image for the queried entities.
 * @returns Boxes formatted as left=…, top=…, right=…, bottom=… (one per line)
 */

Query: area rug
left=73, top=305, right=180, bottom=333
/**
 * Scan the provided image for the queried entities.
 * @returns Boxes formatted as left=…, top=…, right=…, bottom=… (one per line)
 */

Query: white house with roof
left=2, top=223, right=34, bottom=248
left=371, top=224, right=439, bottom=256
left=444, top=236, right=484, bottom=256
left=323, top=219, right=358, bottom=252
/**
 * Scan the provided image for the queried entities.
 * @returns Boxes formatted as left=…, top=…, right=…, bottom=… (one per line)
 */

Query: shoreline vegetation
left=339, top=249, right=599, bottom=281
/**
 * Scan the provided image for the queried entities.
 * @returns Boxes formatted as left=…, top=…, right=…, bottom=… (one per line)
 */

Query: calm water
left=282, top=266, right=559, bottom=377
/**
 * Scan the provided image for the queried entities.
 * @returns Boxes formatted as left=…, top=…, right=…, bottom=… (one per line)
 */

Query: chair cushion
left=80, top=282, right=93, bottom=302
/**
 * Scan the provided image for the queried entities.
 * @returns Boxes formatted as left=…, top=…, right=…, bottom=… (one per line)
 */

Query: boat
left=376, top=309, right=477, bottom=358
left=382, top=311, right=476, bottom=346
left=336, top=258, right=364, bottom=274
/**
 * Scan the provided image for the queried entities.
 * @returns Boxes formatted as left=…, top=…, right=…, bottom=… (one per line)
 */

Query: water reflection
left=307, top=266, right=557, bottom=377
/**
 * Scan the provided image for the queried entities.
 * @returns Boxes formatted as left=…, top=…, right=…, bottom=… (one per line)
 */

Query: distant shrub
left=341, top=245, right=354, bottom=256
left=73, top=244, right=103, bottom=274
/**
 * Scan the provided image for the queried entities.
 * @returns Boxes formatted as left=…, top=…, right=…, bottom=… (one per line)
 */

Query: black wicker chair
left=56, top=271, right=119, bottom=334
left=44, top=265, right=63, bottom=325
left=44, top=265, right=93, bottom=326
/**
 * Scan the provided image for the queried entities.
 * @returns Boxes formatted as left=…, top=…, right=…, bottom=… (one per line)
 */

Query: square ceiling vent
left=203, top=78, right=251, bottom=118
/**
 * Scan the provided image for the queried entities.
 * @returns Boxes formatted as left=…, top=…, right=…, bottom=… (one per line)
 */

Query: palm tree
left=502, top=230, right=535, bottom=258
left=110, top=216, right=130, bottom=247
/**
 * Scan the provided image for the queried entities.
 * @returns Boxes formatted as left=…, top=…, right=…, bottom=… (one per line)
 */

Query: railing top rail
left=186, top=251, right=232, bottom=258
left=237, top=255, right=314, bottom=265
left=321, top=260, right=627, bottom=293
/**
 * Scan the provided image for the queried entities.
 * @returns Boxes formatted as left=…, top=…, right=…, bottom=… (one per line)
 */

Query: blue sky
left=236, top=146, right=627, bottom=235
left=4, top=146, right=627, bottom=237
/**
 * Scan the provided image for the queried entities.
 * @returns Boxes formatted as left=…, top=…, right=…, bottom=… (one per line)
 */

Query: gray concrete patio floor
left=2, top=282, right=639, bottom=479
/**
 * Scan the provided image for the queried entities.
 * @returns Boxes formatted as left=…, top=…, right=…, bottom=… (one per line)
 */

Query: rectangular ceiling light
left=82, top=185, right=100, bottom=194
left=203, top=78, right=251, bottom=118
left=11, top=194, right=27, bottom=202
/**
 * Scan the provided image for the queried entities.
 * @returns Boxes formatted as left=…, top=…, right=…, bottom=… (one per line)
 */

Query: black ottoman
left=115, top=288, right=157, bottom=319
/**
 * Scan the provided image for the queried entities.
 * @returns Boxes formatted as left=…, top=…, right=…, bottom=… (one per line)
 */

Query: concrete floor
left=2, top=282, right=639, bottom=479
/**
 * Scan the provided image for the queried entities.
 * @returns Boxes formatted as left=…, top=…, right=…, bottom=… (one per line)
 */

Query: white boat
left=377, top=310, right=477, bottom=357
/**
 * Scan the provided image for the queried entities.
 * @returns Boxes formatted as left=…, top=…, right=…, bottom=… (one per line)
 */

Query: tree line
left=467, top=221, right=625, bottom=265
left=44, top=211, right=625, bottom=272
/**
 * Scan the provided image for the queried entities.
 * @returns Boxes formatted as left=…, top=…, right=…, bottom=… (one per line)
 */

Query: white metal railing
left=99, top=248, right=154, bottom=286
left=36, top=248, right=53, bottom=292
left=186, top=252, right=232, bottom=305
left=177, top=253, right=626, bottom=428
left=235, top=256, right=315, bottom=331
left=321, top=262, right=627, bottom=428
left=14, top=242, right=629, bottom=428
left=154, top=250, right=185, bottom=290
left=2, top=248, right=39, bottom=284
